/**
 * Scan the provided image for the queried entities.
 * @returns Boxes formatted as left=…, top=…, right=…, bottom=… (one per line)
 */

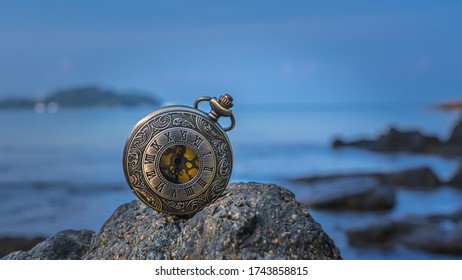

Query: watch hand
left=173, top=146, right=185, bottom=183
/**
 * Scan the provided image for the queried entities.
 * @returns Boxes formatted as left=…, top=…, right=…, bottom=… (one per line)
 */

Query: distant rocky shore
left=347, top=209, right=462, bottom=256
left=0, top=85, right=161, bottom=110
left=332, top=117, right=462, bottom=156
left=290, top=166, right=441, bottom=211
left=2, top=183, right=341, bottom=260
left=289, top=165, right=462, bottom=256
left=291, top=165, right=462, bottom=210
left=289, top=115, right=462, bottom=257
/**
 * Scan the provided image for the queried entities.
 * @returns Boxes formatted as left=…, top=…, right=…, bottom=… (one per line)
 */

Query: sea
left=1, top=102, right=461, bottom=260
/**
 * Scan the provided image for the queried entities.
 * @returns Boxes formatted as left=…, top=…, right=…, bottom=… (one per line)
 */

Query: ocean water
left=1, top=103, right=461, bottom=259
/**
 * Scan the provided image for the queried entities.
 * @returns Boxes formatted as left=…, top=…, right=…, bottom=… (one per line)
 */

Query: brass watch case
left=123, top=105, right=233, bottom=215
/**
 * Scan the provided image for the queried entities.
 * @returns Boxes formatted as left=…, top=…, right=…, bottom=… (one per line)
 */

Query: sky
left=1, top=0, right=461, bottom=105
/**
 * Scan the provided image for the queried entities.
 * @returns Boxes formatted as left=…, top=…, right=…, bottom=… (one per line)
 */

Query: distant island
left=0, top=86, right=162, bottom=110
left=436, top=100, right=462, bottom=111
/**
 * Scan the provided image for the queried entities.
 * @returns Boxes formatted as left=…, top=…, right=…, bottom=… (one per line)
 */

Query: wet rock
left=332, top=127, right=442, bottom=154
left=2, top=230, right=94, bottom=260
left=447, top=164, right=462, bottom=188
left=347, top=220, right=418, bottom=248
left=333, top=117, right=462, bottom=157
left=292, top=166, right=441, bottom=191
left=446, top=117, right=462, bottom=146
left=0, top=236, right=46, bottom=258
left=300, top=176, right=395, bottom=211
left=403, top=221, right=462, bottom=255
left=84, top=182, right=341, bottom=260
left=377, top=166, right=440, bottom=189
left=290, top=166, right=442, bottom=211
left=438, top=117, right=462, bottom=155
left=347, top=210, right=462, bottom=256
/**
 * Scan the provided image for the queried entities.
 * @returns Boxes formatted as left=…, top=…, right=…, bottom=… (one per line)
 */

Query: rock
left=446, top=117, right=462, bottom=146
left=332, top=118, right=462, bottom=157
left=83, top=182, right=341, bottom=260
left=439, top=117, right=462, bottom=155
left=403, top=222, right=462, bottom=255
left=347, top=220, right=418, bottom=248
left=291, top=166, right=441, bottom=191
left=332, top=138, right=371, bottom=149
left=346, top=209, right=462, bottom=256
left=289, top=166, right=441, bottom=211
left=2, top=230, right=94, bottom=260
left=300, top=176, right=395, bottom=211
left=331, top=138, right=346, bottom=148
left=0, top=236, right=46, bottom=258
left=377, top=166, right=440, bottom=189
left=403, top=221, right=462, bottom=256
left=332, top=127, right=442, bottom=154
left=447, top=164, right=462, bottom=188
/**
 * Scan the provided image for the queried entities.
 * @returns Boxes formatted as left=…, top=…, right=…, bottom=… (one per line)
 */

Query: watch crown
left=193, top=94, right=236, bottom=132
left=219, top=94, right=233, bottom=109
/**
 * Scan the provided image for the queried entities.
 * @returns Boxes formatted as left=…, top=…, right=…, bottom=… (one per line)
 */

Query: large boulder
left=346, top=209, right=462, bottom=256
left=2, top=230, right=94, bottom=260
left=3, top=183, right=342, bottom=260
left=83, top=182, right=341, bottom=260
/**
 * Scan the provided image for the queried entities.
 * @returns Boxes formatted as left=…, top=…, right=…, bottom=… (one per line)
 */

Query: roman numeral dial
left=141, top=128, right=217, bottom=202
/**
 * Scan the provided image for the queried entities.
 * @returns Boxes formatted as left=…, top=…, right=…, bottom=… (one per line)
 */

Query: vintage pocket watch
left=123, top=94, right=235, bottom=215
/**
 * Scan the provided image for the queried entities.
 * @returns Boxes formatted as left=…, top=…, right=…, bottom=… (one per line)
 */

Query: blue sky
left=1, top=1, right=461, bottom=105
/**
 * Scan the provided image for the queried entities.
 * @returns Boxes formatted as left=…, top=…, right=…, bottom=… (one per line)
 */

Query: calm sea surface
left=1, top=103, right=461, bottom=259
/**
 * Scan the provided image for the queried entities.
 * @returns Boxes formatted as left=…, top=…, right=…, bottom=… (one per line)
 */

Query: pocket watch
left=123, top=94, right=235, bottom=216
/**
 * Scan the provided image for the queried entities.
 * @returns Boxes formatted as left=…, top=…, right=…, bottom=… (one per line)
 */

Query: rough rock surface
left=83, top=182, right=341, bottom=260
left=2, top=230, right=94, bottom=260
left=346, top=209, right=462, bottom=256
left=298, top=176, right=395, bottom=211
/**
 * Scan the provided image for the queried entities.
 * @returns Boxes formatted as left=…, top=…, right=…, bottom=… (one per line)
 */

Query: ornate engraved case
left=123, top=95, right=235, bottom=215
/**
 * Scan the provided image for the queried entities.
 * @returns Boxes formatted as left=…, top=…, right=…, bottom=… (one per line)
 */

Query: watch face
left=123, top=106, right=233, bottom=215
